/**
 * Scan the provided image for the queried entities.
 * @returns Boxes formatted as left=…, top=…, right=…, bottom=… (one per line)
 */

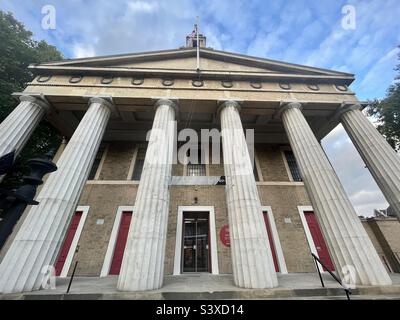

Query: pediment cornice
left=29, top=47, right=355, bottom=85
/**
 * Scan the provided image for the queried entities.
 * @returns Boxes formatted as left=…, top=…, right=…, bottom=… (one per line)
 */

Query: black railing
left=311, top=253, right=351, bottom=300
left=66, top=261, right=79, bottom=294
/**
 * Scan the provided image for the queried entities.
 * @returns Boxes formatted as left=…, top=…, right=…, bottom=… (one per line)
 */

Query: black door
left=182, top=212, right=209, bottom=273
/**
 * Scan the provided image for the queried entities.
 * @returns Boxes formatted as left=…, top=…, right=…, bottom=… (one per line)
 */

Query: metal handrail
left=311, top=253, right=351, bottom=300
left=66, top=261, right=78, bottom=294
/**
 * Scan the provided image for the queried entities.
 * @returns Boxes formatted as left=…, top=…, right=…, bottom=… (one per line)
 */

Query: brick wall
left=166, top=186, right=231, bottom=274
left=71, top=183, right=138, bottom=276
left=23, top=140, right=397, bottom=278
left=362, top=218, right=400, bottom=273
left=258, top=185, right=314, bottom=272
left=99, top=142, right=135, bottom=180
left=256, top=145, right=290, bottom=182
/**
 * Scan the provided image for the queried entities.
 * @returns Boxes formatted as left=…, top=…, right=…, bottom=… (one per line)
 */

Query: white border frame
left=127, top=145, right=139, bottom=180
left=254, top=149, right=264, bottom=182
left=261, top=206, right=288, bottom=274
left=93, top=143, right=109, bottom=180
left=297, top=205, right=325, bottom=273
left=100, top=206, right=135, bottom=277
left=280, top=146, right=294, bottom=182
left=59, top=206, right=89, bottom=278
left=173, top=206, right=219, bottom=275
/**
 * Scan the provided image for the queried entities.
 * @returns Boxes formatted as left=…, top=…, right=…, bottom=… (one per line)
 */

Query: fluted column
left=0, top=94, right=50, bottom=181
left=0, top=97, right=114, bottom=293
left=219, top=100, right=278, bottom=289
left=118, top=98, right=177, bottom=291
left=338, top=104, right=400, bottom=220
left=280, top=102, right=392, bottom=286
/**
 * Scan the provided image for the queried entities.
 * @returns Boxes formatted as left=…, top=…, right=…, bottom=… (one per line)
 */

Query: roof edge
left=36, top=47, right=354, bottom=78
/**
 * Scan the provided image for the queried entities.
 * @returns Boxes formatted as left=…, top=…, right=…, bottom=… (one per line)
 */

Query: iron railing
left=66, top=261, right=79, bottom=294
left=311, top=253, right=351, bottom=300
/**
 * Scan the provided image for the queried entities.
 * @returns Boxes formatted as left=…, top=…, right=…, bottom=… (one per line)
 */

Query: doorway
left=173, top=206, right=219, bottom=275
left=109, top=211, right=132, bottom=275
left=263, top=211, right=280, bottom=272
left=304, top=211, right=335, bottom=271
left=298, top=206, right=335, bottom=272
left=100, top=206, right=135, bottom=277
left=55, top=206, right=89, bottom=277
left=182, top=212, right=209, bottom=273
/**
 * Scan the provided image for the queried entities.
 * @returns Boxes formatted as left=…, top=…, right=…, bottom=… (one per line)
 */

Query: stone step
left=3, top=286, right=399, bottom=300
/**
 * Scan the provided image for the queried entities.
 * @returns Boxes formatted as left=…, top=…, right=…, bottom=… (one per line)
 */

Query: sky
left=1, top=0, right=399, bottom=216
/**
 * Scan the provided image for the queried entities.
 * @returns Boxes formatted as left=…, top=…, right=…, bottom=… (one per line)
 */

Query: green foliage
left=0, top=11, right=63, bottom=186
left=367, top=48, right=400, bottom=152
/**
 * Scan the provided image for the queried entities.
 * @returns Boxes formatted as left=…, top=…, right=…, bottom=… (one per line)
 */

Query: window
left=88, top=144, right=107, bottom=180
left=131, top=143, right=147, bottom=180
left=187, top=164, right=206, bottom=176
left=185, top=144, right=206, bottom=177
left=284, top=150, right=302, bottom=182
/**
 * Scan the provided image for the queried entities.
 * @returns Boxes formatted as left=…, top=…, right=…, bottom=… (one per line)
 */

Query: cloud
left=72, top=43, right=96, bottom=58
left=322, top=121, right=389, bottom=217
left=358, top=47, right=400, bottom=97
left=128, top=1, right=159, bottom=13
left=1, top=0, right=398, bottom=216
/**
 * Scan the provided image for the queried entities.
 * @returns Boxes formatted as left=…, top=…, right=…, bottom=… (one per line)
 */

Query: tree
left=367, top=48, right=400, bottom=152
left=0, top=11, right=63, bottom=186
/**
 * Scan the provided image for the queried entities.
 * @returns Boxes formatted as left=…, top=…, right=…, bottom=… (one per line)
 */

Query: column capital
left=12, top=92, right=52, bottom=112
left=217, top=99, right=243, bottom=116
left=87, top=95, right=117, bottom=114
left=276, top=101, right=303, bottom=118
left=335, top=102, right=362, bottom=120
left=152, top=97, right=179, bottom=114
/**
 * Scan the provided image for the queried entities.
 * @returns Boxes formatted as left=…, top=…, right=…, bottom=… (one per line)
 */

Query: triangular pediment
left=33, top=48, right=354, bottom=83
left=111, top=56, right=278, bottom=73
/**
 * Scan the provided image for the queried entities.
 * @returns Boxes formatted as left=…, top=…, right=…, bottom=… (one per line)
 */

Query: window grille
left=284, top=150, right=302, bottom=182
left=186, top=144, right=206, bottom=176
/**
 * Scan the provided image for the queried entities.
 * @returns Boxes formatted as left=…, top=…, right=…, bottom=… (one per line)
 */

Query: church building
left=0, top=28, right=400, bottom=294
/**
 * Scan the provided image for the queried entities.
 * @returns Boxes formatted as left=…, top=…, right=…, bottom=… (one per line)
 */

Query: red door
left=109, top=211, right=132, bottom=275
left=55, top=211, right=83, bottom=276
left=263, top=212, right=279, bottom=272
left=304, top=211, right=335, bottom=271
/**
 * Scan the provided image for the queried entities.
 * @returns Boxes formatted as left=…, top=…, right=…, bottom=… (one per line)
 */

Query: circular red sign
left=220, top=225, right=230, bottom=247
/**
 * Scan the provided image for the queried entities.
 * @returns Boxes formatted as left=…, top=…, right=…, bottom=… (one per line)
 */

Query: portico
left=0, top=34, right=399, bottom=294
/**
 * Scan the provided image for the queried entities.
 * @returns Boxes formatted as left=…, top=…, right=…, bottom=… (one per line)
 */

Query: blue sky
left=1, top=0, right=399, bottom=216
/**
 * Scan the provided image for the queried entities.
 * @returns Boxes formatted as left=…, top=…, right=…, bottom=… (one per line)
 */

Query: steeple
left=186, top=24, right=206, bottom=48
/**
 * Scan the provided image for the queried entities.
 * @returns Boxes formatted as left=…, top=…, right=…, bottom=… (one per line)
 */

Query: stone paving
left=1, top=273, right=400, bottom=300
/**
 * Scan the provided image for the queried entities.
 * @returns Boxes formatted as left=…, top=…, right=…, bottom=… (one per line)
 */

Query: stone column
left=280, top=102, right=392, bottom=286
left=0, top=97, right=114, bottom=293
left=0, top=94, right=50, bottom=181
left=339, top=104, right=400, bottom=220
left=118, top=98, right=177, bottom=292
left=219, top=100, right=278, bottom=289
